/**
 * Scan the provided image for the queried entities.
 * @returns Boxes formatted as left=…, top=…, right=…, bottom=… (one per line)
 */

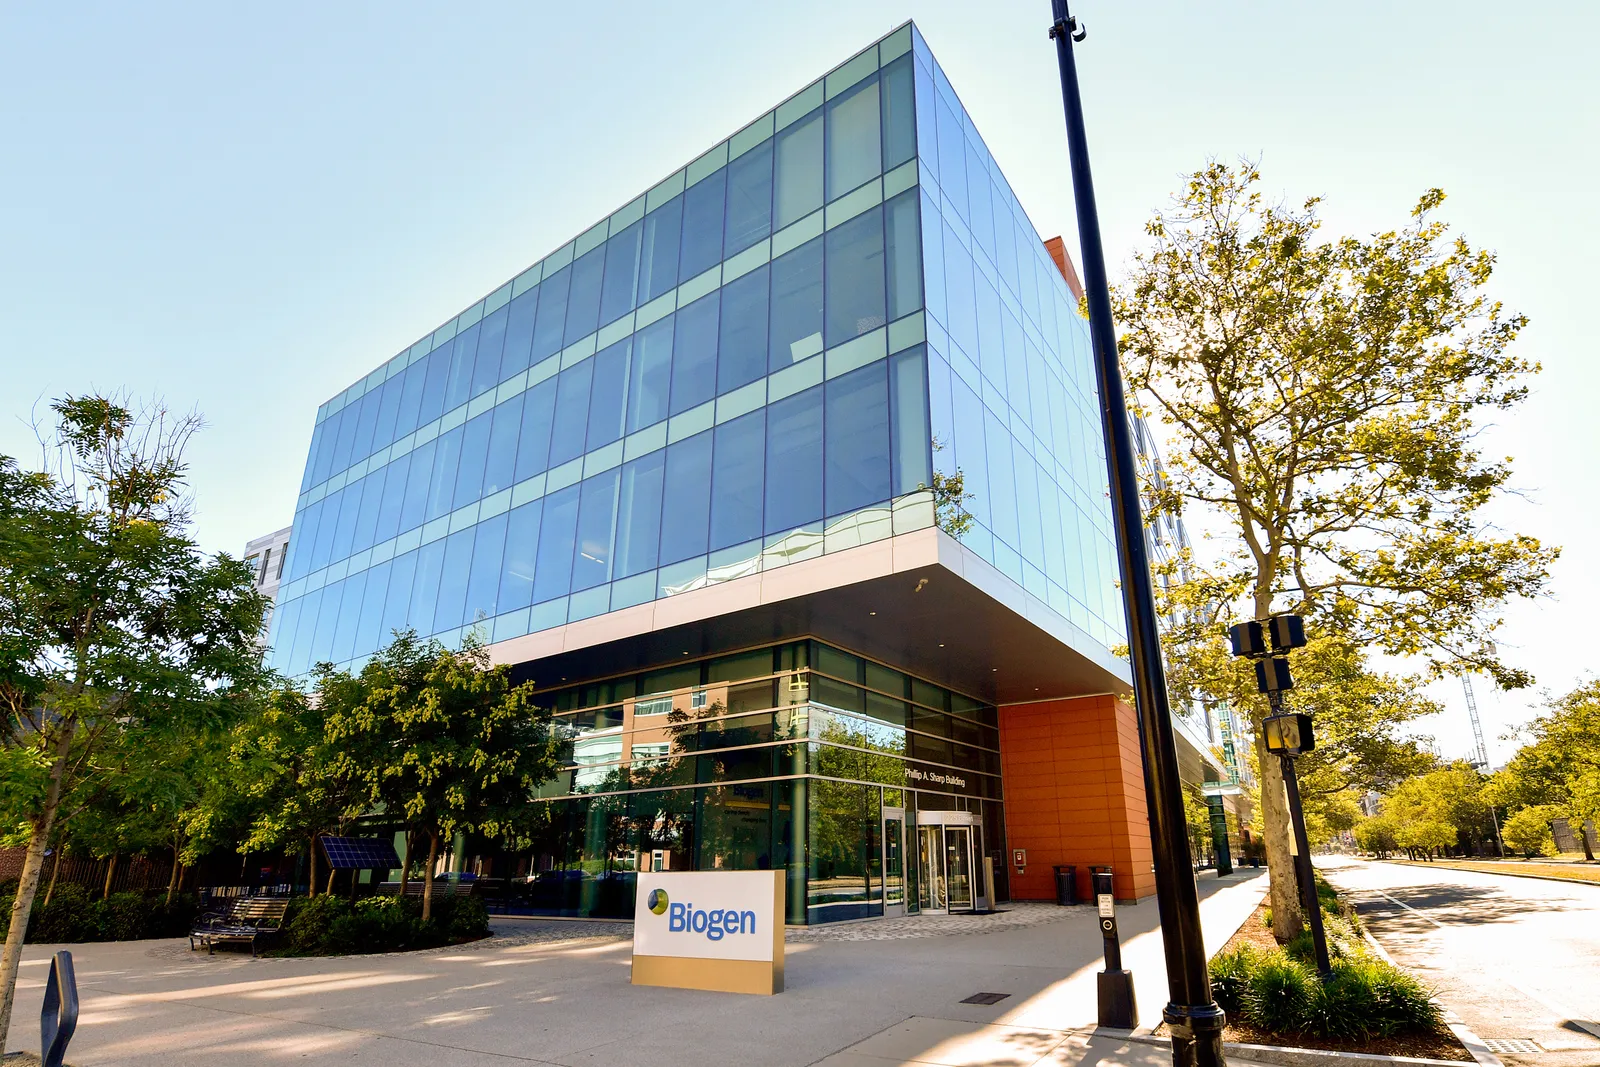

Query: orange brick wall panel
left=999, top=695, right=1154, bottom=902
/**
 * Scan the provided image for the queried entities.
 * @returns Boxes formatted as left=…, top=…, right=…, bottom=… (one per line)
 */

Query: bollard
left=1093, top=870, right=1137, bottom=1030
left=41, top=949, right=78, bottom=1067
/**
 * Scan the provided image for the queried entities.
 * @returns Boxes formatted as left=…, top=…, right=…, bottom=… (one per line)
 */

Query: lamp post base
left=1097, top=969, right=1138, bottom=1030
left=1163, top=1002, right=1228, bottom=1067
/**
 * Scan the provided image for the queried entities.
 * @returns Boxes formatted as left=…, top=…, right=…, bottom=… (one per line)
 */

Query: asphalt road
left=1319, top=856, right=1600, bottom=1067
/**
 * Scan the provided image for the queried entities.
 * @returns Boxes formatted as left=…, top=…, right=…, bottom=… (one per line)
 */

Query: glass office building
left=271, top=23, right=1142, bottom=922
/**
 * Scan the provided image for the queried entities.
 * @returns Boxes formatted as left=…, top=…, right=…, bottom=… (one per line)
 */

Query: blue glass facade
left=268, top=23, right=1122, bottom=679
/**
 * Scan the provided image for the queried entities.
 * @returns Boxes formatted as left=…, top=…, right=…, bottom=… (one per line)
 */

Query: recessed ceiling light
left=869, top=611, right=876, bottom=616
left=938, top=643, right=945, bottom=647
left=992, top=668, right=998, bottom=672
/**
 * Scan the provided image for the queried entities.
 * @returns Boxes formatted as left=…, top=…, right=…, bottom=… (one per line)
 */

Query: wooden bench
left=190, top=897, right=288, bottom=957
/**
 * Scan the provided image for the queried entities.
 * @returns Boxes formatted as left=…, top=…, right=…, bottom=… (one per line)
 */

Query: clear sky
left=3, top=2, right=1594, bottom=764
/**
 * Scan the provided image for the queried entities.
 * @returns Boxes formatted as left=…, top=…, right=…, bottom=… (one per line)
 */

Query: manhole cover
left=960, top=992, right=1012, bottom=1005
left=1482, top=1039, right=1544, bottom=1054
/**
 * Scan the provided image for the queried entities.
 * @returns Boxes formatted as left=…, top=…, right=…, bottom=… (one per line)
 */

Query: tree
left=1380, top=763, right=1493, bottom=859
left=1354, top=814, right=1399, bottom=858
left=1113, top=162, right=1554, bottom=937
left=328, top=632, right=561, bottom=920
left=0, top=396, right=270, bottom=1048
left=1487, top=681, right=1600, bottom=859
left=1499, top=805, right=1558, bottom=858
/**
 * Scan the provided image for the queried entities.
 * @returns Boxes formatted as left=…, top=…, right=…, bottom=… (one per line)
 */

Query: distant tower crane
left=1462, top=674, right=1504, bottom=854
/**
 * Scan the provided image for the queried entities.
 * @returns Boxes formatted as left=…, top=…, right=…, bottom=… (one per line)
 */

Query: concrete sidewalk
left=4, top=869, right=1266, bottom=1067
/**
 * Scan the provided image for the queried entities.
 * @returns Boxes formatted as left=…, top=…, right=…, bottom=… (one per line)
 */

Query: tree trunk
left=422, top=831, right=439, bottom=922
left=103, top=853, right=118, bottom=899
left=43, top=845, right=63, bottom=908
left=0, top=719, right=78, bottom=1053
left=399, top=830, right=414, bottom=899
left=325, top=866, right=337, bottom=894
left=166, top=839, right=182, bottom=906
left=308, top=835, right=318, bottom=898
left=1255, top=733, right=1303, bottom=941
left=1581, top=825, right=1595, bottom=862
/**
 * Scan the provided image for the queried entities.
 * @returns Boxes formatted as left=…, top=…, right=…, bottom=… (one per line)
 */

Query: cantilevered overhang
left=488, top=525, right=1132, bottom=704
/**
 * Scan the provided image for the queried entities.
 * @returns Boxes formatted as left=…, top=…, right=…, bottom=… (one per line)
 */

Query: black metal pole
left=1046, top=5, right=1225, bottom=1065
left=1278, top=753, right=1333, bottom=979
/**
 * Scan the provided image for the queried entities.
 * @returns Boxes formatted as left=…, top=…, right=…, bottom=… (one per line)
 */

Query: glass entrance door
left=917, top=825, right=946, bottom=911
left=944, top=826, right=974, bottom=911
left=883, top=809, right=906, bottom=916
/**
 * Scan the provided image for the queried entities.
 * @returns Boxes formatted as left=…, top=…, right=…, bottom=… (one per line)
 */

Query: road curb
left=1355, top=927, right=1502, bottom=1067
left=1118, top=1031, right=1476, bottom=1067
left=1379, top=859, right=1599, bottom=890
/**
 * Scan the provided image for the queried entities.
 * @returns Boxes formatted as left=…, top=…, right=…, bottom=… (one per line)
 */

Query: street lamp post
left=1045, top=5, right=1227, bottom=1065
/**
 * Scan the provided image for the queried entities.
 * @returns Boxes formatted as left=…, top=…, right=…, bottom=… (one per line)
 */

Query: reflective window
left=774, top=110, right=823, bottom=229
left=573, top=469, right=619, bottom=592
left=484, top=395, right=521, bottom=498
left=670, top=293, right=718, bottom=415
left=499, top=501, right=542, bottom=612
left=445, top=323, right=479, bottom=411
left=374, top=451, right=409, bottom=542
left=639, top=197, right=682, bottom=304
left=626, top=315, right=673, bottom=433
left=724, top=141, right=773, bottom=257
left=473, top=305, right=509, bottom=396
left=533, top=484, right=580, bottom=603
left=503, top=286, right=539, bottom=378
left=531, top=267, right=570, bottom=363
left=881, top=55, right=916, bottom=171
left=825, top=205, right=887, bottom=346
left=764, top=385, right=822, bottom=534
left=600, top=222, right=642, bottom=326
left=680, top=169, right=726, bottom=281
left=827, top=77, right=881, bottom=199
left=586, top=338, right=631, bottom=452
left=549, top=359, right=595, bottom=468
left=409, top=539, right=446, bottom=636
left=426, top=426, right=463, bottom=522
left=710, top=410, right=765, bottom=550
left=399, top=438, right=435, bottom=533
left=418, top=345, right=451, bottom=425
left=889, top=348, right=931, bottom=496
left=565, top=246, right=606, bottom=346
left=514, top=377, right=557, bottom=482
left=659, top=430, right=712, bottom=565
left=885, top=190, right=922, bottom=322
left=436, top=527, right=475, bottom=631
left=615, top=450, right=664, bottom=578
left=769, top=237, right=824, bottom=371
left=717, top=264, right=769, bottom=394
left=453, top=411, right=492, bottom=509
left=465, top=512, right=508, bottom=625
left=825, top=360, right=891, bottom=516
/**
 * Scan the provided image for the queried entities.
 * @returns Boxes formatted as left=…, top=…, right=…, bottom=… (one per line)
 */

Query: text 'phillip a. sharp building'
left=268, top=22, right=1234, bottom=923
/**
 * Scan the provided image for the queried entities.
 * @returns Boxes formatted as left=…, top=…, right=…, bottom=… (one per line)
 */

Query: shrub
left=274, top=892, right=490, bottom=956
left=1208, top=945, right=1256, bottom=1019
left=1211, top=944, right=1442, bottom=1040
left=1241, top=950, right=1316, bottom=1033
left=0, top=883, right=198, bottom=944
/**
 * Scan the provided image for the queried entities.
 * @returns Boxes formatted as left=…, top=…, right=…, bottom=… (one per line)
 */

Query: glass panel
left=356, top=558, right=392, bottom=657
left=374, top=452, right=409, bottom=543
left=626, top=314, right=674, bottom=433
left=379, top=550, right=416, bottom=649
left=502, top=286, right=539, bottom=378
left=824, top=204, right=886, bottom=347
left=564, top=245, right=606, bottom=346
left=373, top=376, right=403, bottom=453
left=825, top=360, right=891, bottom=517
left=669, top=292, right=718, bottom=415
left=330, top=571, right=366, bottom=663
left=426, top=426, right=463, bottom=522
left=435, top=527, right=474, bottom=632
left=416, top=345, right=450, bottom=427
left=328, top=480, right=361, bottom=562
left=445, top=324, right=479, bottom=411
left=809, top=780, right=882, bottom=921
left=533, top=484, right=580, bottom=604
left=717, top=263, right=769, bottom=394
left=483, top=394, right=521, bottom=497
left=395, top=360, right=427, bottom=440
left=826, top=76, right=882, bottom=199
left=498, top=500, right=542, bottom=613
left=615, top=450, right=664, bottom=579
left=884, top=816, right=905, bottom=906
left=586, top=338, right=631, bottom=452
left=945, top=826, right=973, bottom=911
left=599, top=221, right=642, bottom=327
left=710, top=409, right=765, bottom=551
left=350, top=392, right=380, bottom=464
left=549, top=359, right=595, bottom=468
left=351, top=468, right=384, bottom=553
left=514, top=377, right=557, bottom=481
left=763, top=385, right=822, bottom=535
left=724, top=140, right=773, bottom=257
left=679, top=168, right=726, bottom=281
left=774, top=109, right=823, bottom=229
left=639, top=196, right=682, bottom=304
left=473, top=305, right=509, bottom=396
left=453, top=411, right=492, bottom=509
left=880, top=55, right=915, bottom=171
left=572, top=468, right=620, bottom=592
left=885, top=190, right=923, bottom=321
left=890, top=348, right=931, bottom=496
left=768, top=236, right=824, bottom=371
left=399, top=438, right=434, bottom=534
left=531, top=266, right=570, bottom=363
left=463, top=511, right=508, bottom=626
left=917, top=825, right=945, bottom=910
left=659, top=430, right=712, bottom=565
left=409, top=538, right=445, bottom=636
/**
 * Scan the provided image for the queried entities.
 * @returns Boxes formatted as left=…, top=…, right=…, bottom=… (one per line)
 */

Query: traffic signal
left=1263, top=713, right=1315, bottom=755
left=1255, top=657, right=1293, bottom=693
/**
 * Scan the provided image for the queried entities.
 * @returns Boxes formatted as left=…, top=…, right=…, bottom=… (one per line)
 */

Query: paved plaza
left=6, top=872, right=1267, bottom=1067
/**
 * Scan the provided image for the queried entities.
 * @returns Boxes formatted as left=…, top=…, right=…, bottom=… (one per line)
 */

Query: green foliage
left=1212, top=942, right=1442, bottom=1040
left=1488, top=682, right=1600, bottom=855
left=928, top=437, right=973, bottom=537
left=1500, top=805, right=1558, bottom=857
left=1354, top=814, right=1399, bottom=858
left=1379, top=762, right=1495, bottom=857
left=0, top=882, right=197, bottom=944
left=275, top=893, right=489, bottom=956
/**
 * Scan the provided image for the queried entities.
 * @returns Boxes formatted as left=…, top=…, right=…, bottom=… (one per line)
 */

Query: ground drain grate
left=960, top=992, right=1012, bottom=1005
left=1482, top=1039, right=1545, bottom=1055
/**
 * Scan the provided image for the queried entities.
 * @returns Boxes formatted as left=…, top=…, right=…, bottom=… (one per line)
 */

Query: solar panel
left=319, top=836, right=401, bottom=870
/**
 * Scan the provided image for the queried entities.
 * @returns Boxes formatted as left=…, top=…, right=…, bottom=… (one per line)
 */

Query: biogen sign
left=631, top=870, right=785, bottom=995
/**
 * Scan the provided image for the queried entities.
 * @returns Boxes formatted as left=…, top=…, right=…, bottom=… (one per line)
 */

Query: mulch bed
left=1171, top=901, right=1474, bottom=1062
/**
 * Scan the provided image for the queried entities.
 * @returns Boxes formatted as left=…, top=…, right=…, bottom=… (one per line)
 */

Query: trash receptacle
left=1053, top=865, right=1078, bottom=906
left=1089, top=865, right=1113, bottom=900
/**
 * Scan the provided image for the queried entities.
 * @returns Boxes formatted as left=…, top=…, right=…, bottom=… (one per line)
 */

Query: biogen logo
left=664, top=899, right=758, bottom=941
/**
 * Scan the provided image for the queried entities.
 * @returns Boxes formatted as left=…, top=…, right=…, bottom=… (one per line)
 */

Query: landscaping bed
left=1387, top=857, right=1600, bottom=885
left=265, top=893, right=491, bottom=956
left=1159, top=878, right=1472, bottom=1061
